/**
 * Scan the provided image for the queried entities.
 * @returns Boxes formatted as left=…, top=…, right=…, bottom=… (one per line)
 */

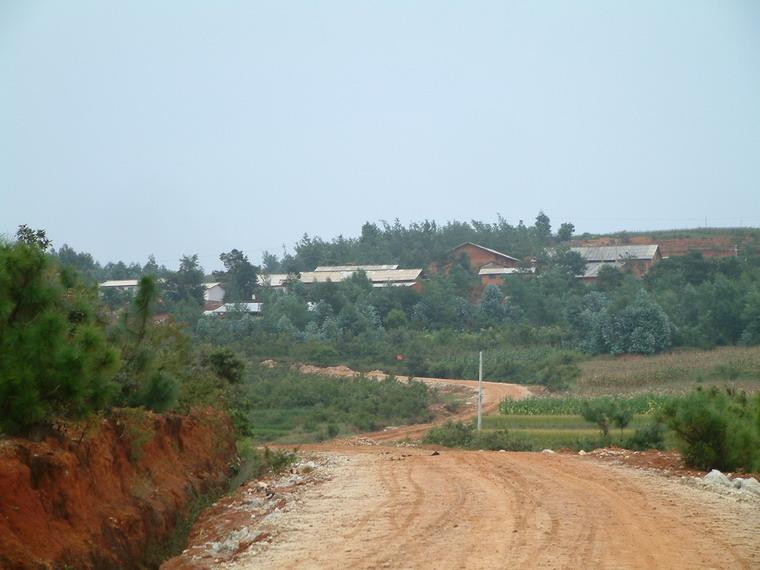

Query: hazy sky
left=2, top=1, right=759, bottom=270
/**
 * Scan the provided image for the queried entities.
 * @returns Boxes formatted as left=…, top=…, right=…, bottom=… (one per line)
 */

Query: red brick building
left=570, top=245, right=662, bottom=283
left=435, top=242, right=533, bottom=288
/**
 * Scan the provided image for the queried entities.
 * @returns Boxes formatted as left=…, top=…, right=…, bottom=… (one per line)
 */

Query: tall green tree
left=478, top=285, right=505, bottom=327
left=216, top=249, right=258, bottom=302
left=55, top=244, right=99, bottom=283
left=534, top=211, right=552, bottom=242
left=557, top=222, right=575, bottom=242
left=163, top=255, right=205, bottom=322
left=0, top=236, right=119, bottom=434
left=15, top=224, right=53, bottom=250
left=112, top=277, right=180, bottom=411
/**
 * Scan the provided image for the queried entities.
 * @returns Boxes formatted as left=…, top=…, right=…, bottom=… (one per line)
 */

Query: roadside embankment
left=0, top=407, right=236, bottom=569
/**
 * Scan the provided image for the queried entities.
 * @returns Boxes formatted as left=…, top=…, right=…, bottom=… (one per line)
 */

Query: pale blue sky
left=1, top=1, right=759, bottom=270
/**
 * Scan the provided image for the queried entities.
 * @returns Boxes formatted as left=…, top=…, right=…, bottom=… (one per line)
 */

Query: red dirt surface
left=159, top=374, right=760, bottom=569
left=0, top=408, right=236, bottom=570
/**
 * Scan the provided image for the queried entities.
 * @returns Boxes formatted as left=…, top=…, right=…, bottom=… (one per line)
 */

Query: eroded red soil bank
left=0, top=408, right=236, bottom=569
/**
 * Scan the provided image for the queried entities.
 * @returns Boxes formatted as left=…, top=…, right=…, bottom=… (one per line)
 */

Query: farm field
left=475, top=395, right=667, bottom=451
left=575, top=345, right=760, bottom=395
left=481, top=414, right=644, bottom=450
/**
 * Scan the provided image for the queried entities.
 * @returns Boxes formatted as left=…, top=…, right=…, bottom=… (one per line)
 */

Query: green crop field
left=483, top=414, right=649, bottom=430
left=480, top=412, right=648, bottom=450
left=490, top=394, right=675, bottom=451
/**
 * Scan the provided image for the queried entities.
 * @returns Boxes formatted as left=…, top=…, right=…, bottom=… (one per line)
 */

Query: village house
left=202, top=302, right=263, bottom=317
left=98, top=279, right=141, bottom=294
left=202, top=282, right=225, bottom=303
left=569, top=244, right=661, bottom=282
left=435, top=242, right=534, bottom=288
left=99, top=280, right=225, bottom=302
left=258, top=265, right=424, bottom=291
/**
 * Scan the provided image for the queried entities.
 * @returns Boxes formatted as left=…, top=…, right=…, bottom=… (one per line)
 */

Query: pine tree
left=0, top=237, right=119, bottom=434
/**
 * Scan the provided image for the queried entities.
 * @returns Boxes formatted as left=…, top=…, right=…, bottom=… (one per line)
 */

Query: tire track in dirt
left=373, top=454, right=469, bottom=569
left=230, top=449, right=760, bottom=570
left=491, top=453, right=754, bottom=569
left=468, top=453, right=563, bottom=567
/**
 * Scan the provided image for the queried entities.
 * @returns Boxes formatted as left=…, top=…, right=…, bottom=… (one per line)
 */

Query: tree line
left=43, top=214, right=760, bottom=369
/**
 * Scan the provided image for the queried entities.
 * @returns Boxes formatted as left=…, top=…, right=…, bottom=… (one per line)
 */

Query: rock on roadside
left=703, top=470, right=760, bottom=497
left=733, top=477, right=760, bottom=496
left=704, top=469, right=733, bottom=487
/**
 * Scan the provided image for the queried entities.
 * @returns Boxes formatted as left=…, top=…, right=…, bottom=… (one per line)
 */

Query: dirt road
left=363, top=377, right=532, bottom=442
left=229, top=447, right=759, bottom=569
left=218, top=379, right=760, bottom=569
left=169, top=376, right=759, bottom=569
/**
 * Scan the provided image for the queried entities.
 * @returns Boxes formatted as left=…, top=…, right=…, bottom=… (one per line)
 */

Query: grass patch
left=501, top=428, right=604, bottom=450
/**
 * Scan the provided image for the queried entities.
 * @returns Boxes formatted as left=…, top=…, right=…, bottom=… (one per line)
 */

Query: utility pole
left=477, top=350, right=483, bottom=431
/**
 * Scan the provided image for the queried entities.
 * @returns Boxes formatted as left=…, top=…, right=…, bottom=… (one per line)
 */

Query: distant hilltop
left=572, top=227, right=760, bottom=259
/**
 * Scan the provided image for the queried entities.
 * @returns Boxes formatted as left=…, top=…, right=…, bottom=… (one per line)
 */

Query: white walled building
left=203, top=282, right=226, bottom=303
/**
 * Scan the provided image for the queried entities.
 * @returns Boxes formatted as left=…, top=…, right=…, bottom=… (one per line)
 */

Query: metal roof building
left=99, top=279, right=140, bottom=288
left=567, top=244, right=661, bottom=280
left=569, top=245, right=660, bottom=262
left=579, top=261, right=625, bottom=279
left=478, top=266, right=535, bottom=276
left=259, top=266, right=423, bottom=289
left=203, top=302, right=263, bottom=316
left=313, top=264, right=399, bottom=272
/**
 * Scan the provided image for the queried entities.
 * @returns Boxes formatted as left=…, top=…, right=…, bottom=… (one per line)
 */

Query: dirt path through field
left=228, top=447, right=759, bottom=569
left=361, top=377, right=532, bottom=442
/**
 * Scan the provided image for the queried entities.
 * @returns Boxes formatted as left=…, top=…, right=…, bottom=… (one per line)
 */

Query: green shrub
left=423, top=421, right=533, bottom=451
left=662, top=388, right=760, bottom=471
left=474, top=429, right=534, bottom=451
left=579, top=398, right=634, bottom=441
left=424, top=420, right=473, bottom=447
left=581, top=399, right=614, bottom=440
left=611, top=402, right=633, bottom=439
left=624, top=422, right=666, bottom=451
left=306, top=343, right=340, bottom=366
left=203, top=347, right=245, bottom=383
left=136, top=371, right=178, bottom=413
left=535, top=354, right=580, bottom=392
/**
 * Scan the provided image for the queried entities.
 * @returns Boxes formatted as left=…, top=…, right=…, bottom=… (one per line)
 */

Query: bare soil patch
left=219, top=448, right=760, bottom=569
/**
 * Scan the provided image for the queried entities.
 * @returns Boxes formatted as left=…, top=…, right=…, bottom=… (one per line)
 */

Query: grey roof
left=203, top=302, right=263, bottom=315
left=259, top=268, right=422, bottom=288
left=314, top=264, right=398, bottom=272
left=99, top=279, right=139, bottom=288
left=478, top=267, right=535, bottom=276
left=580, top=261, right=624, bottom=279
left=570, top=245, right=659, bottom=262
left=451, top=242, right=521, bottom=263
